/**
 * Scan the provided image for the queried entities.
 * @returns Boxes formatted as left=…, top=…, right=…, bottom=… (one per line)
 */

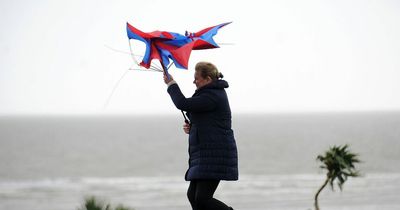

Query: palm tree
left=314, top=144, right=360, bottom=210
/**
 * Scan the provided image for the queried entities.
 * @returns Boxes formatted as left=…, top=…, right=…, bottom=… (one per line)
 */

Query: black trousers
left=187, top=180, right=232, bottom=210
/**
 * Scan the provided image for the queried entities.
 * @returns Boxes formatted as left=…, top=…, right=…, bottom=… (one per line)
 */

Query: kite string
left=104, top=44, right=133, bottom=55
left=103, top=40, right=177, bottom=109
left=105, top=43, right=161, bottom=71
left=103, top=41, right=164, bottom=109
left=128, top=39, right=140, bottom=66
left=103, top=69, right=130, bottom=109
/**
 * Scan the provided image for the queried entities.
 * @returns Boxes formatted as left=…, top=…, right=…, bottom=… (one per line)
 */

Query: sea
left=0, top=112, right=399, bottom=210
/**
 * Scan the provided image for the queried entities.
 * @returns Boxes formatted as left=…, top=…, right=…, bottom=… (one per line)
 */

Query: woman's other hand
left=183, top=123, right=190, bottom=134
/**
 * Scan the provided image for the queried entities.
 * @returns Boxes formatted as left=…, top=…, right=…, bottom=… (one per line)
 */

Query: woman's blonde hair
left=195, top=62, right=224, bottom=81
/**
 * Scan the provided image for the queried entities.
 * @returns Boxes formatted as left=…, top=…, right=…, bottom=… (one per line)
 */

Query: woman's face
left=193, top=71, right=211, bottom=89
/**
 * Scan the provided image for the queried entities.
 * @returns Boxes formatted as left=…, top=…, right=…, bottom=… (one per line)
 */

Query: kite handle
left=164, top=71, right=170, bottom=80
left=181, top=111, right=190, bottom=124
left=160, top=61, right=170, bottom=80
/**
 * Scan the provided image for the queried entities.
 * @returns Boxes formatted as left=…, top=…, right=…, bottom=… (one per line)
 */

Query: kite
left=126, top=22, right=231, bottom=74
left=104, top=22, right=231, bottom=111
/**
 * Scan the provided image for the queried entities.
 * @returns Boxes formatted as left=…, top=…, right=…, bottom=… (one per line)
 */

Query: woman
left=163, top=61, right=238, bottom=210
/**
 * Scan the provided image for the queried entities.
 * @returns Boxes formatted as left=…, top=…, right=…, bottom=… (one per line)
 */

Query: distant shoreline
left=1, top=110, right=400, bottom=119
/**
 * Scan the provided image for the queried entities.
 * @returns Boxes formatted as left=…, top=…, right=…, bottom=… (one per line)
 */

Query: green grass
left=77, top=196, right=134, bottom=210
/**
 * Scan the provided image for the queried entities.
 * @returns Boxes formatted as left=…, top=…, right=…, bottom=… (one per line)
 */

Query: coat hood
left=196, top=80, right=229, bottom=92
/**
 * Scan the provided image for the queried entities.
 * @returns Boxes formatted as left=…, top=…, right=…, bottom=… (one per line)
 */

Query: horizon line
left=1, top=109, right=400, bottom=118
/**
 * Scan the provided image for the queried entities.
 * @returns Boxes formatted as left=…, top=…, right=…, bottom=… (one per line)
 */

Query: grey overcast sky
left=1, top=0, right=400, bottom=115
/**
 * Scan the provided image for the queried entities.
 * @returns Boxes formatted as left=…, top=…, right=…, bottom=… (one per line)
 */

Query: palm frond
left=316, top=144, right=361, bottom=191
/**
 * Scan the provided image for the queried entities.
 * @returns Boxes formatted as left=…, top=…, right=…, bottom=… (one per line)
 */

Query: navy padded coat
left=167, top=80, right=238, bottom=181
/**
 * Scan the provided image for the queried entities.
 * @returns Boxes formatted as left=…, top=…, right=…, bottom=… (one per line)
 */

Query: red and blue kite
left=126, top=22, right=231, bottom=73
